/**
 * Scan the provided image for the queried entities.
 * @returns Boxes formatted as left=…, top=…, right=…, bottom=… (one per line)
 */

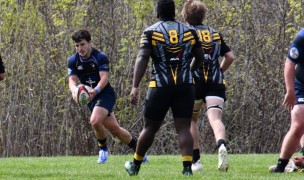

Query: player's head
left=157, top=0, right=175, bottom=20
left=72, top=30, right=92, bottom=58
left=72, top=29, right=91, bottom=43
left=182, top=0, right=207, bottom=25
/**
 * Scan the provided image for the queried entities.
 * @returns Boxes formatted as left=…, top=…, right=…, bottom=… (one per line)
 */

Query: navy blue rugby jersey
left=140, top=20, right=202, bottom=87
left=288, top=28, right=304, bottom=88
left=0, top=55, right=4, bottom=73
left=191, top=24, right=231, bottom=84
left=68, top=48, right=110, bottom=88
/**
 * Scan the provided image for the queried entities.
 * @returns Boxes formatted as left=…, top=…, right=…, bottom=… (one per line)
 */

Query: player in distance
left=181, top=0, right=235, bottom=172
left=67, top=29, right=147, bottom=164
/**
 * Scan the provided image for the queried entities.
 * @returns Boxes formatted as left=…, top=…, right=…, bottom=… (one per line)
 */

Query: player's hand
left=88, top=87, right=96, bottom=101
left=71, top=85, right=78, bottom=102
left=283, top=91, right=296, bottom=111
left=130, top=87, right=139, bottom=106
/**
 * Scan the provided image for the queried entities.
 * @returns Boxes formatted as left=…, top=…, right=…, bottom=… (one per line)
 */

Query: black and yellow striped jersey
left=140, top=20, right=201, bottom=87
left=191, top=24, right=231, bottom=84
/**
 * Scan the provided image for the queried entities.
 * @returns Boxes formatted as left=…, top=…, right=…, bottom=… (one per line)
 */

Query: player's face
left=74, top=39, right=92, bottom=58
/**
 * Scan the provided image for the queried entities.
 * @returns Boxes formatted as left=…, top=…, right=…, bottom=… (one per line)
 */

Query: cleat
left=143, top=153, right=148, bottom=163
left=97, top=148, right=108, bottom=164
left=125, top=161, right=140, bottom=176
left=182, top=166, right=193, bottom=176
left=269, top=160, right=298, bottom=173
left=191, top=160, right=202, bottom=172
left=218, top=144, right=228, bottom=172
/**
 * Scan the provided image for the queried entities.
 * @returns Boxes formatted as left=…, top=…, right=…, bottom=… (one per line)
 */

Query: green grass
left=0, top=154, right=303, bottom=179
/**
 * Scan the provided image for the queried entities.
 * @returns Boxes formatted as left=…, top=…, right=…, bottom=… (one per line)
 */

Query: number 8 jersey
left=140, top=20, right=202, bottom=87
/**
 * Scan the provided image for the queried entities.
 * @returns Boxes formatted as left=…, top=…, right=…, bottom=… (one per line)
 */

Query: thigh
left=171, top=85, right=195, bottom=119
left=144, top=87, right=170, bottom=121
left=205, top=83, right=226, bottom=101
left=88, top=87, right=116, bottom=114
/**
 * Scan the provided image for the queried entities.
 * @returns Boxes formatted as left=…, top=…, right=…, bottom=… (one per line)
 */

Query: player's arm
left=219, top=35, right=235, bottom=72
left=131, top=48, right=151, bottom=105
left=191, top=47, right=205, bottom=71
left=283, top=59, right=296, bottom=111
left=89, top=71, right=109, bottom=99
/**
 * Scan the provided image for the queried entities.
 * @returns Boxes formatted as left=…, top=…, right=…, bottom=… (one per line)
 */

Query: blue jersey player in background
left=68, top=30, right=146, bottom=164
left=271, top=29, right=304, bottom=172
left=0, top=54, right=5, bottom=81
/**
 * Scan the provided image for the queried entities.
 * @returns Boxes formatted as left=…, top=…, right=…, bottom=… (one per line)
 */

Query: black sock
left=183, top=161, right=192, bottom=169
left=128, top=137, right=137, bottom=151
left=192, top=149, right=200, bottom=163
left=98, top=138, right=107, bottom=149
left=275, top=158, right=289, bottom=172
left=217, top=139, right=226, bottom=149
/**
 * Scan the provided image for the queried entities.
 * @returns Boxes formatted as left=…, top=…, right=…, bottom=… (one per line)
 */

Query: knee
left=108, top=127, right=121, bottom=137
left=192, top=100, right=203, bottom=121
left=90, top=117, right=101, bottom=128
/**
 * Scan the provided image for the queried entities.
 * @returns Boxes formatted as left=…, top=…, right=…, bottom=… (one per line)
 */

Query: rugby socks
left=217, top=139, right=226, bottom=149
left=133, top=153, right=144, bottom=166
left=274, top=158, right=289, bottom=172
left=182, top=155, right=193, bottom=168
left=128, top=136, right=137, bottom=151
left=98, top=138, right=108, bottom=150
left=192, top=149, right=200, bottom=163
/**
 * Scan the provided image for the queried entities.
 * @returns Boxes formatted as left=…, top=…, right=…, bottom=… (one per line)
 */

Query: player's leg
left=205, top=96, right=226, bottom=146
left=274, top=105, right=304, bottom=172
left=300, top=134, right=304, bottom=156
left=125, top=87, right=169, bottom=176
left=103, top=112, right=137, bottom=149
left=172, top=85, right=195, bottom=176
left=205, top=83, right=228, bottom=171
left=191, top=99, right=204, bottom=171
left=88, top=87, right=117, bottom=163
left=90, top=106, right=110, bottom=163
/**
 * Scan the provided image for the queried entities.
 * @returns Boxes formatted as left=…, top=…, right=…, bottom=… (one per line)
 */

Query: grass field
left=0, top=154, right=303, bottom=179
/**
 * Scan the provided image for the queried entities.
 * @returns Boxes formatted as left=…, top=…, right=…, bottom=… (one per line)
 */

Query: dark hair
left=72, top=30, right=91, bottom=43
left=157, top=0, right=175, bottom=20
left=182, top=0, right=207, bottom=25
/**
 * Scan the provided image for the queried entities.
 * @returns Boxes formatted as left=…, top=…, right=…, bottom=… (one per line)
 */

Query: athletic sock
left=217, top=139, right=226, bottom=149
left=127, top=136, right=137, bottom=151
left=98, top=138, right=107, bottom=150
left=192, top=149, right=200, bottom=163
left=133, top=153, right=144, bottom=166
left=275, top=158, right=289, bottom=172
left=182, top=155, right=192, bottom=168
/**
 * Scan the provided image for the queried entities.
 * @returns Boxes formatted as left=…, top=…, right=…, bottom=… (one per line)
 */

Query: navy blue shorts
left=144, top=84, right=195, bottom=121
left=87, top=86, right=116, bottom=113
left=194, top=79, right=226, bottom=102
left=295, top=81, right=304, bottom=104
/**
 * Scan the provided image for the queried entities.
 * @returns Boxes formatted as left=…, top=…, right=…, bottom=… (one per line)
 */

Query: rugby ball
left=75, top=84, right=91, bottom=106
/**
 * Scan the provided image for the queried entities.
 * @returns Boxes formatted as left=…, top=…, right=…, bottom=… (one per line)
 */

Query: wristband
left=94, top=86, right=102, bottom=94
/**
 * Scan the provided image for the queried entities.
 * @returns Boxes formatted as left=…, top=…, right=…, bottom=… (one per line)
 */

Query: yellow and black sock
left=98, top=138, right=107, bottom=150
left=182, top=155, right=192, bottom=168
left=134, top=153, right=144, bottom=166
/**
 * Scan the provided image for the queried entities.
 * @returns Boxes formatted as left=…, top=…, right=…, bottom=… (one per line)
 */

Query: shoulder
left=94, top=49, right=108, bottom=58
left=68, top=54, right=77, bottom=63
